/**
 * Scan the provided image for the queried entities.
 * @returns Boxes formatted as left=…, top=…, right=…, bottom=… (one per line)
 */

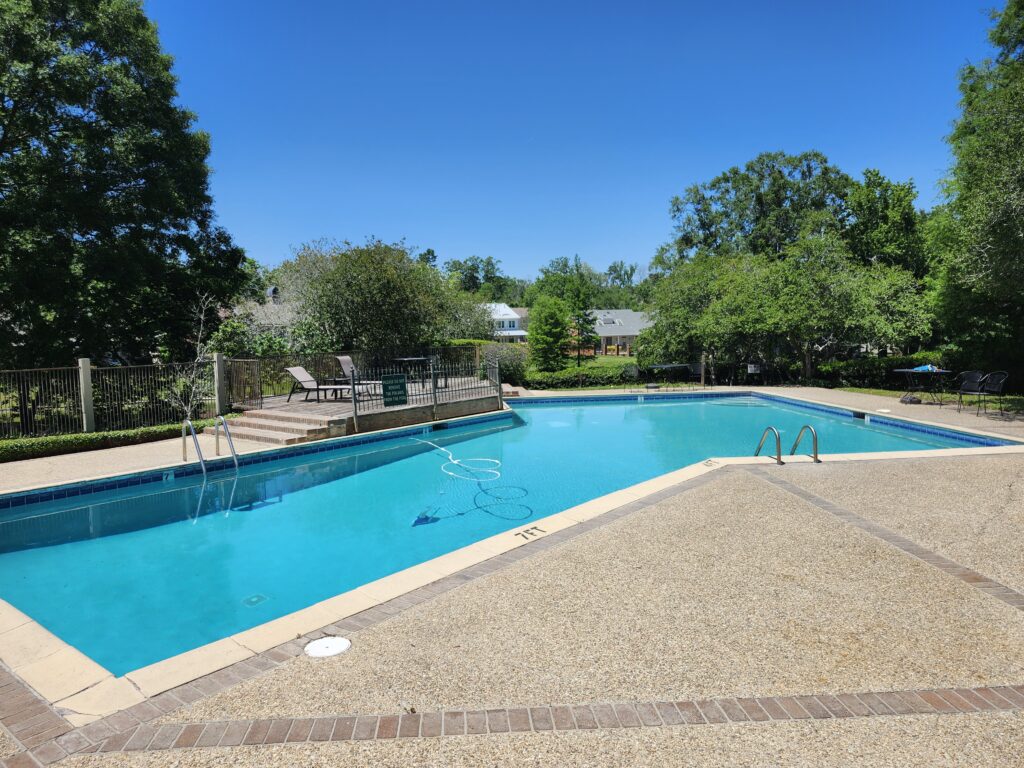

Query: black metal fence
left=93, top=362, right=216, bottom=431
left=0, top=347, right=494, bottom=440
left=350, top=352, right=500, bottom=416
left=0, top=367, right=82, bottom=438
left=225, top=347, right=484, bottom=412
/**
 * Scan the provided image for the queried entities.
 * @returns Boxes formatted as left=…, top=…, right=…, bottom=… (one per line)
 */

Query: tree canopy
left=277, top=239, right=492, bottom=352
left=641, top=151, right=934, bottom=378
left=0, top=0, right=253, bottom=367
left=929, top=0, right=1024, bottom=379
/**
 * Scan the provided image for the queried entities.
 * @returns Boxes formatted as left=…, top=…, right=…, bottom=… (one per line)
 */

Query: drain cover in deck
left=305, top=637, right=352, bottom=657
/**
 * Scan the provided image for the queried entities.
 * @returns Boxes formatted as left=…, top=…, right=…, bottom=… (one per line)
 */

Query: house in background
left=511, top=307, right=529, bottom=332
left=594, top=309, right=651, bottom=355
left=485, top=302, right=527, bottom=342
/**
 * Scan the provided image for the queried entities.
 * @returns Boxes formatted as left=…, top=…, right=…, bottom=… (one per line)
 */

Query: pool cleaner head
left=412, top=510, right=441, bottom=526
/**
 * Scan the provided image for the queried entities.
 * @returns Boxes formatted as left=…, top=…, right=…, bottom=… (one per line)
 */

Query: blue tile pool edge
left=0, top=409, right=518, bottom=511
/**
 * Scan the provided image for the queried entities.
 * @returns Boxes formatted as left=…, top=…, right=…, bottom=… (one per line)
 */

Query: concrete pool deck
left=1, top=388, right=1024, bottom=765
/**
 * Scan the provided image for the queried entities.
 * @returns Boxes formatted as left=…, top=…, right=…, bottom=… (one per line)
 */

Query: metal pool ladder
left=754, top=426, right=784, bottom=465
left=790, top=425, right=821, bottom=463
left=182, top=419, right=207, bottom=476
left=214, top=415, right=239, bottom=469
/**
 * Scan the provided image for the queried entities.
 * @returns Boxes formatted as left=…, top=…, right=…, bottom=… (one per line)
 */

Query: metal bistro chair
left=954, top=370, right=986, bottom=413
left=979, top=371, right=1009, bottom=414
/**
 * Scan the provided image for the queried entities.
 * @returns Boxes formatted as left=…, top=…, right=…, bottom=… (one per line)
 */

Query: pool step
left=241, top=410, right=333, bottom=426
left=205, top=410, right=343, bottom=445
left=230, top=417, right=329, bottom=437
left=203, top=424, right=308, bottom=445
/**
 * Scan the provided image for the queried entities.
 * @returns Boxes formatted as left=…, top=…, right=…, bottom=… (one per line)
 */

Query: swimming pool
left=0, top=392, right=1013, bottom=675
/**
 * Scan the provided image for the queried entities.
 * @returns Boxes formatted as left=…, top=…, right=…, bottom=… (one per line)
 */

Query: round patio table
left=892, top=368, right=952, bottom=405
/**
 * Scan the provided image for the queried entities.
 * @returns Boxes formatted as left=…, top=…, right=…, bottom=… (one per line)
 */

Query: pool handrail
left=181, top=419, right=207, bottom=476
left=214, top=415, right=239, bottom=469
left=754, top=426, right=784, bottom=465
left=790, top=424, right=821, bottom=463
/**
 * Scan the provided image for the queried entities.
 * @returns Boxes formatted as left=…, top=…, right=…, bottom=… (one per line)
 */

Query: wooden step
left=203, top=425, right=305, bottom=445
left=230, top=417, right=329, bottom=437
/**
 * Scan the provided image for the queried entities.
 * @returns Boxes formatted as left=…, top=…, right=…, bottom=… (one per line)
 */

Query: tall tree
left=567, top=256, right=598, bottom=366
left=279, top=239, right=491, bottom=352
left=656, top=150, right=851, bottom=269
left=934, top=0, right=1024, bottom=377
left=605, top=260, right=637, bottom=288
left=844, top=169, right=926, bottom=276
left=526, top=295, right=569, bottom=372
left=0, top=0, right=250, bottom=367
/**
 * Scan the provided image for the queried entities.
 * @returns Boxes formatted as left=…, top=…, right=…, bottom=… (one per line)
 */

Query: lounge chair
left=954, top=370, right=986, bottom=413
left=285, top=366, right=351, bottom=403
left=335, top=356, right=384, bottom=393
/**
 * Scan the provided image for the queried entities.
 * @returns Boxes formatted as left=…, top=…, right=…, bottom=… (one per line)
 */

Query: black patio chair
left=979, top=371, right=1009, bottom=414
left=954, top=370, right=986, bottom=413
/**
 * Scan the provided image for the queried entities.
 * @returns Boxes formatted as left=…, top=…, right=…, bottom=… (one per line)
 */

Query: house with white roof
left=484, top=302, right=527, bottom=342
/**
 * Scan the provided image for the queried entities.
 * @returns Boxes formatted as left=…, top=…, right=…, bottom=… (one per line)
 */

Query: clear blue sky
left=144, top=0, right=995, bottom=278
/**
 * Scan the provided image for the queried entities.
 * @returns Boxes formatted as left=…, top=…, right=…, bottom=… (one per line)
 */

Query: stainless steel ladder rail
left=754, top=426, right=784, bottom=465
left=790, top=425, right=821, bottom=463
left=214, top=415, right=239, bottom=469
left=181, top=419, right=207, bottom=476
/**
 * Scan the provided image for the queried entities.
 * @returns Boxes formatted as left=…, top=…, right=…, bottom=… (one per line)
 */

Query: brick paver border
left=4, top=462, right=1024, bottom=765
left=8, top=685, right=1023, bottom=762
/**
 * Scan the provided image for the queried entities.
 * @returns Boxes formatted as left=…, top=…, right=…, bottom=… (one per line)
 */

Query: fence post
left=496, top=360, right=504, bottom=410
left=213, top=353, right=228, bottom=415
left=430, top=359, right=438, bottom=421
left=77, top=358, right=95, bottom=432
left=350, top=366, right=360, bottom=434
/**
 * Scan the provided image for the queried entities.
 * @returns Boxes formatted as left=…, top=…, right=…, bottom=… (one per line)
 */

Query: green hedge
left=0, top=416, right=233, bottom=464
left=525, top=359, right=640, bottom=389
left=817, top=351, right=944, bottom=389
left=449, top=338, right=494, bottom=346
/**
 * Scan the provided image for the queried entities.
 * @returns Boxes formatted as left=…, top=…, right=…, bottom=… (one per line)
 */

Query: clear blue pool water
left=0, top=394, right=1002, bottom=674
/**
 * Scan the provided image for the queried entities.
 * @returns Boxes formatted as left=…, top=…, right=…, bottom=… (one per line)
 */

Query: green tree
left=606, top=260, right=637, bottom=288
left=527, top=295, right=569, bottom=372
left=844, top=169, right=926, bottom=276
left=279, top=239, right=491, bottom=351
left=566, top=256, right=598, bottom=365
left=656, top=150, right=851, bottom=270
left=933, top=0, right=1024, bottom=378
left=0, top=0, right=250, bottom=367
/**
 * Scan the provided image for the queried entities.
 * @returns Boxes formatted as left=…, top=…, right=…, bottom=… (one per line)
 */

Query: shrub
left=524, top=357, right=639, bottom=389
left=0, top=416, right=234, bottom=463
left=449, top=338, right=495, bottom=347
left=817, top=351, right=944, bottom=388
left=483, top=344, right=528, bottom=386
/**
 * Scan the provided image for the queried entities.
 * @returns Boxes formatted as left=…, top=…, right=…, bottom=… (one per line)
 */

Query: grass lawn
left=839, top=387, right=1024, bottom=414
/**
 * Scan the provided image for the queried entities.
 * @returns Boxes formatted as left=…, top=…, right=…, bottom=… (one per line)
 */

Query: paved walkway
left=0, top=434, right=267, bottom=494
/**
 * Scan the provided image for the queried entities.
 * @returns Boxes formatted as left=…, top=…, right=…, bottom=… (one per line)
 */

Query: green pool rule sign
left=381, top=374, right=408, bottom=406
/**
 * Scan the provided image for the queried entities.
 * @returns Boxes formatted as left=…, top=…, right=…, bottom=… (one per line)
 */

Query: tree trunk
left=803, top=348, right=813, bottom=381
